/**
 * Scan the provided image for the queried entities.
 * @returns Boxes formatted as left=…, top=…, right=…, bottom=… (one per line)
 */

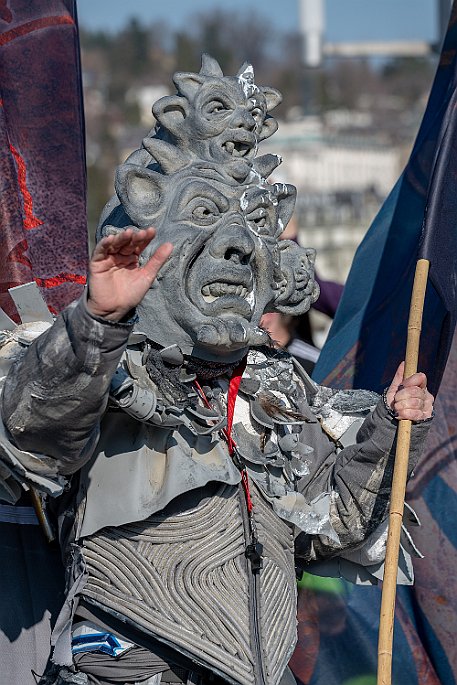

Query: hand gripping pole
left=377, top=258, right=430, bottom=685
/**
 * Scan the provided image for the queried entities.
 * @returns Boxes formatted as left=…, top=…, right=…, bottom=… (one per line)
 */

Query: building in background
left=79, top=1, right=447, bottom=285
left=260, top=115, right=407, bottom=282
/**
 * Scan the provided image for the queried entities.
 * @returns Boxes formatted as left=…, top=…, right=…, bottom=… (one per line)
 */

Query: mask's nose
left=232, top=107, right=256, bottom=132
left=209, top=223, right=255, bottom=265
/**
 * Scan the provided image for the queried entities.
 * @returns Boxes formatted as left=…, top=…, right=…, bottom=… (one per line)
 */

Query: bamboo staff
left=377, top=258, right=430, bottom=685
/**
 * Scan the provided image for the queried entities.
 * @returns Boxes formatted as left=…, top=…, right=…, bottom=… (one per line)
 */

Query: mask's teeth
left=202, top=281, right=252, bottom=301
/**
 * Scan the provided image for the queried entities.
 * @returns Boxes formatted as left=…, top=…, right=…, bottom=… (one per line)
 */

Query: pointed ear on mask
left=200, top=53, right=224, bottom=77
left=275, top=183, right=297, bottom=233
left=261, top=86, right=282, bottom=112
left=173, top=71, right=205, bottom=101
left=257, top=86, right=282, bottom=142
left=115, top=164, right=166, bottom=227
left=153, top=95, right=190, bottom=138
left=258, top=115, right=279, bottom=142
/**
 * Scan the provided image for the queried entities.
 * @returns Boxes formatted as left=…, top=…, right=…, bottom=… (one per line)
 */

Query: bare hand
left=87, top=227, right=173, bottom=322
left=385, top=361, right=434, bottom=421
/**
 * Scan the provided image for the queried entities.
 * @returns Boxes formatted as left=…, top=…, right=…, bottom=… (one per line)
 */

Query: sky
left=77, top=0, right=441, bottom=43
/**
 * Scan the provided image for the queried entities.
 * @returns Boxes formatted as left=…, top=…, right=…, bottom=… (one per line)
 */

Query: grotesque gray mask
left=98, top=55, right=319, bottom=362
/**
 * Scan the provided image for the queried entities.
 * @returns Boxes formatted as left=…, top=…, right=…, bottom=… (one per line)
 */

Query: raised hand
left=87, top=227, right=173, bottom=322
left=385, top=361, right=434, bottom=422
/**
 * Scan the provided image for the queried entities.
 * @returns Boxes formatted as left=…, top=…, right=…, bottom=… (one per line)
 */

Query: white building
left=261, top=116, right=405, bottom=283
left=261, top=117, right=402, bottom=197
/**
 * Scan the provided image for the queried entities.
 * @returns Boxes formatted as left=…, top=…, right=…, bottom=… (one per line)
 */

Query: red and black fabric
left=0, top=4, right=86, bottom=683
left=0, top=0, right=87, bottom=321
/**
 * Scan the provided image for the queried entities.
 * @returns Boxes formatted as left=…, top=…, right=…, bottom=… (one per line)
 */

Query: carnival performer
left=0, top=56, right=433, bottom=685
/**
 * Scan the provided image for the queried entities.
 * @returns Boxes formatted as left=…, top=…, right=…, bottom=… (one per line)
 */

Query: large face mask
left=98, top=56, right=319, bottom=362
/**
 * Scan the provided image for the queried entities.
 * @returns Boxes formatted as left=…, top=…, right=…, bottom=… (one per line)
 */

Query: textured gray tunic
left=0, top=296, right=430, bottom=685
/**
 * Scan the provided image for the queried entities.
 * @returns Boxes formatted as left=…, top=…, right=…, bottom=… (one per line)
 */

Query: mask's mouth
left=201, top=281, right=250, bottom=301
left=221, top=131, right=255, bottom=158
left=222, top=140, right=253, bottom=157
left=275, top=270, right=315, bottom=302
left=197, top=273, right=254, bottom=318
left=186, top=265, right=263, bottom=349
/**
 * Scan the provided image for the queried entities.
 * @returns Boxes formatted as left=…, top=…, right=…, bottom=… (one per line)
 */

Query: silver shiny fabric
left=81, top=483, right=297, bottom=685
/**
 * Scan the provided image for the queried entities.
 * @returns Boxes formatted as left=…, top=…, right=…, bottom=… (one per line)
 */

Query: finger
left=91, top=235, right=116, bottom=261
left=395, top=391, right=434, bottom=420
left=385, top=361, right=405, bottom=406
left=394, top=397, right=425, bottom=411
left=127, top=227, right=157, bottom=249
left=394, top=386, right=425, bottom=401
left=96, top=228, right=157, bottom=258
left=396, top=408, right=426, bottom=422
left=391, top=361, right=405, bottom=391
left=93, top=229, right=135, bottom=259
left=142, top=242, right=174, bottom=282
left=110, top=228, right=157, bottom=255
left=402, top=371, right=427, bottom=390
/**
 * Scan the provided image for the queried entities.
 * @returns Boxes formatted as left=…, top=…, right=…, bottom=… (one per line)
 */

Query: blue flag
left=290, top=4, right=457, bottom=685
left=313, top=4, right=457, bottom=397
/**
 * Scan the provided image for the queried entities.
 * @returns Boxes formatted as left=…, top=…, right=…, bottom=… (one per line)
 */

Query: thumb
left=142, top=242, right=173, bottom=283
left=386, top=361, right=405, bottom=406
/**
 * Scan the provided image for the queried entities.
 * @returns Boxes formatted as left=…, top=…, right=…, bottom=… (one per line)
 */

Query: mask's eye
left=187, top=198, right=221, bottom=226
left=204, top=99, right=230, bottom=116
left=247, top=207, right=271, bottom=234
left=175, top=181, right=229, bottom=225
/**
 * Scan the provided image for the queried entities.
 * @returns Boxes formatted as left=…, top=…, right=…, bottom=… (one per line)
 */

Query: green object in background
left=342, top=677, right=377, bottom=685
left=297, top=571, right=347, bottom=595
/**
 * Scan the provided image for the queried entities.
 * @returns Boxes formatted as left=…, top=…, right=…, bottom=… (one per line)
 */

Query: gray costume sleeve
left=1, top=295, right=133, bottom=475
left=295, top=399, right=430, bottom=564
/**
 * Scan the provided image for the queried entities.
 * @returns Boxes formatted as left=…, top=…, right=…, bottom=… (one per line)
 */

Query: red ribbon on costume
left=194, top=355, right=253, bottom=511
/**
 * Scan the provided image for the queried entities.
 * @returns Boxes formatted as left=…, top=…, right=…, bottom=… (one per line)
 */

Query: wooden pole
left=377, top=258, right=430, bottom=685
left=29, top=486, right=55, bottom=544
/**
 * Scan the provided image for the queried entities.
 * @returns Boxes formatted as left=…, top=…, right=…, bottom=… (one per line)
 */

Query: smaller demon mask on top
left=99, top=56, right=319, bottom=362
left=153, top=54, right=281, bottom=169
